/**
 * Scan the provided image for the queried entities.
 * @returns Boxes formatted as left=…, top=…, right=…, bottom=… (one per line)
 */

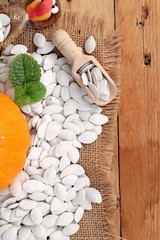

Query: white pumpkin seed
left=16, top=190, right=27, bottom=201
left=45, top=121, right=60, bottom=141
left=52, top=85, right=62, bottom=98
left=69, top=82, right=83, bottom=102
left=65, top=187, right=77, bottom=202
left=27, top=147, right=43, bottom=160
left=81, top=72, right=88, bottom=85
left=89, top=113, right=108, bottom=125
left=42, top=214, right=58, bottom=228
left=15, top=207, right=29, bottom=218
left=40, top=157, right=59, bottom=169
left=2, top=198, right=16, bottom=208
left=59, top=155, right=70, bottom=172
left=72, top=188, right=85, bottom=205
left=42, top=105, right=63, bottom=115
left=10, top=44, right=28, bottom=54
left=54, top=183, right=67, bottom=201
left=82, top=121, right=94, bottom=131
left=32, top=225, right=48, bottom=238
left=43, top=53, right=57, bottom=70
left=80, top=198, right=92, bottom=210
left=57, top=212, right=74, bottom=226
left=74, top=176, right=90, bottom=191
left=85, top=187, right=102, bottom=204
left=31, top=52, right=42, bottom=65
left=63, top=99, right=77, bottom=116
left=56, top=57, right=68, bottom=67
left=91, top=67, right=103, bottom=81
left=23, top=180, right=45, bottom=193
left=84, top=36, right=96, bottom=54
left=50, top=230, right=69, bottom=240
left=60, top=164, right=85, bottom=179
left=78, top=131, right=97, bottom=144
left=26, top=166, right=40, bottom=176
left=72, top=120, right=85, bottom=134
left=77, top=99, right=91, bottom=111
left=37, top=202, right=50, bottom=216
left=67, top=202, right=78, bottom=213
left=2, top=226, right=17, bottom=240
left=0, top=14, right=10, bottom=27
left=18, top=226, right=31, bottom=240
left=90, top=104, right=102, bottom=114
left=88, top=82, right=100, bottom=99
left=29, top=192, right=47, bottom=201
left=0, top=224, right=12, bottom=237
left=62, top=223, right=80, bottom=236
left=57, top=70, right=70, bottom=86
left=58, top=129, right=76, bottom=141
left=53, top=64, right=61, bottom=72
left=30, top=207, right=43, bottom=224
left=3, top=44, right=14, bottom=55
left=63, top=122, right=80, bottom=135
left=72, top=139, right=83, bottom=148
left=34, top=33, right=46, bottom=48
left=1, top=208, right=12, bottom=221
left=61, top=86, right=71, bottom=102
left=46, top=96, right=61, bottom=106
left=37, top=41, right=54, bottom=55
left=43, top=167, right=56, bottom=184
left=62, top=175, right=78, bottom=186
left=92, top=125, right=102, bottom=135
left=65, top=113, right=80, bottom=123
left=61, top=64, right=71, bottom=74
left=19, top=199, right=37, bottom=210
left=10, top=178, right=22, bottom=197
left=50, top=197, right=63, bottom=213
left=79, top=111, right=91, bottom=121
left=52, top=114, right=65, bottom=123
left=55, top=141, right=72, bottom=157
left=74, top=207, right=84, bottom=223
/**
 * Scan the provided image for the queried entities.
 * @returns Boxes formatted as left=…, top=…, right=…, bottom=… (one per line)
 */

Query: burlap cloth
left=13, top=11, right=120, bottom=240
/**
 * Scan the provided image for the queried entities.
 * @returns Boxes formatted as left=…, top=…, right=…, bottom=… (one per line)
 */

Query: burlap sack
left=13, top=11, right=120, bottom=240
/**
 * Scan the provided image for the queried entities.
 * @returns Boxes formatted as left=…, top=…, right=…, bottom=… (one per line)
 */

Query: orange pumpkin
left=0, top=93, right=30, bottom=190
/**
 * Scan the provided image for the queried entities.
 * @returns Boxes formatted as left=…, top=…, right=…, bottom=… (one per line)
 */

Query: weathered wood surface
left=116, top=0, right=160, bottom=239
left=62, top=0, right=160, bottom=240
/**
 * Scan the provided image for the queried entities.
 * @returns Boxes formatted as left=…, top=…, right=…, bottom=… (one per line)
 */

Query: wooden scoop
left=52, top=29, right=117, bottom=106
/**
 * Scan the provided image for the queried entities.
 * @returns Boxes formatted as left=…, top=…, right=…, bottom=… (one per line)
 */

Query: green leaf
left=9, top=54, right=41, bottom=87
left=15, top=82, right=46, bottom=106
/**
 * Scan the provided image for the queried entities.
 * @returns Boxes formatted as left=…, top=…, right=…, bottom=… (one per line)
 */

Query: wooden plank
left=61, top=0, right=114, bottom=32
left=116, top=0, right=160, bottom=239
left=111, top=123, right=121, bottom=236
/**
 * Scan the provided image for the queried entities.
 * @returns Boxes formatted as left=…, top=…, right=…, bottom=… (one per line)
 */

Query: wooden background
left=61, top=0, right=160, bottom=240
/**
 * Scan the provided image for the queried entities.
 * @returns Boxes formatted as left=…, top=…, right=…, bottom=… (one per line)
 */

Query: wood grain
left=61, top=0, right=114, bottom=30
left=116, top=0, right=160, bottom=239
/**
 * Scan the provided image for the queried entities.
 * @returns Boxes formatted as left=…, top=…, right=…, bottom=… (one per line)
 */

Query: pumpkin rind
left=0, top=93, right=30, bottom=189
